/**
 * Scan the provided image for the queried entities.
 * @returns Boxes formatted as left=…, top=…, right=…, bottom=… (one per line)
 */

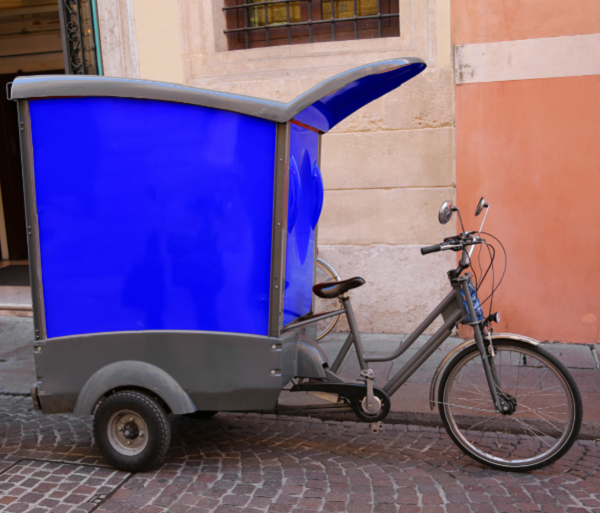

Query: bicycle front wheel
left=438, top=339, right=582, bottom=471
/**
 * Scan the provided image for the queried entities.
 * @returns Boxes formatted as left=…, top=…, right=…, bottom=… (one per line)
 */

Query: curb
left=287, top=410, right=600, bottom=441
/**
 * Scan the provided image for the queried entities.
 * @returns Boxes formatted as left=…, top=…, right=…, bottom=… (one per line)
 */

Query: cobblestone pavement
left=2, top=396, right=600, bottom=513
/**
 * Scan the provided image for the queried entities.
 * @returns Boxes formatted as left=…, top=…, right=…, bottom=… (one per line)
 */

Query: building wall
left=453, top=1, right=600, bottom=342
left=97, top=0, right=458, bottom=334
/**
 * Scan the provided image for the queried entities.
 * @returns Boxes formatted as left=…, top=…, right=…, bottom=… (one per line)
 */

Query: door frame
left=0, top=179, right=8, bottom=260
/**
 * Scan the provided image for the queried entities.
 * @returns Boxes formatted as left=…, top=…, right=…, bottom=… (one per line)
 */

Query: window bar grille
left=225, top=13, right=398, bottom=32
left=353, top=0, right=357, bottom=39
left=223, top=0, right=399, bottom=44
left=265, top=1, right=269, bottom=46
left=243, top=0, right=249, bottom=48
left=286, top=1, right=290, bottom=44
left=330, top=0, right=335, bottom=41
left=308, top=1, right=312, bottom=42
left=224, top=13, right=398, bottom=31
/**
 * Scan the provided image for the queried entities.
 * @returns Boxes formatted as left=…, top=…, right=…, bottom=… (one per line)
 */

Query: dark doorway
left=0, top=69, right=64, bottom=260
left=0, top=264, right=30, bottom=286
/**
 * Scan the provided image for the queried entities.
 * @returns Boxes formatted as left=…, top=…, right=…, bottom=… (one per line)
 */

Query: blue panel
left=283, top=124, right=320, bottom=325
left=29, top=97, right=276, bottom=338
left=293, top=61, right=426, bottom=132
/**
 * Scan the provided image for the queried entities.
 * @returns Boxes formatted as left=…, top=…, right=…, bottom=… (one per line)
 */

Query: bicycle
left=284, top=197, right=582, bottom=471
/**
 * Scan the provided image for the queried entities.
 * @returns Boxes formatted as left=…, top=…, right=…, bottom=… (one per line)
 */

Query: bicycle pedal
left=369, top=421, right=384, bottom=434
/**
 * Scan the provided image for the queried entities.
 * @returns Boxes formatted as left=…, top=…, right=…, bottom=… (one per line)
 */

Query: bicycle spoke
left=517, top=403, right=569, bottom=430
left=508, top=416, right=554, bottom=446
left=518, top=384, right=564, bottom=399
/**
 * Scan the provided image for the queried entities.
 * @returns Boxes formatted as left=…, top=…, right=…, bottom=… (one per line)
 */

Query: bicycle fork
left=460, top=280, right=509, bottom=414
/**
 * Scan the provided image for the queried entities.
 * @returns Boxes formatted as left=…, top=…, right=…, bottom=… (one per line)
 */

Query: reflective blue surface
left=293, top=61, right=426, bottom=132
left=462, top=281, right=485, bottom=322
left=310, top=162, right=324, bottom=229
left=288, top=156, right=301, bottom=232
left=283, top=124, right=320, bottom=325
left=30, top=97, right=276, bottom=338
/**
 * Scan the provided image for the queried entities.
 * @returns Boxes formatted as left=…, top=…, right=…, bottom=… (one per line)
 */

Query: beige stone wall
left=96, top=0, right=139, bottom=78
left=97, top=0, right=456, bottom=334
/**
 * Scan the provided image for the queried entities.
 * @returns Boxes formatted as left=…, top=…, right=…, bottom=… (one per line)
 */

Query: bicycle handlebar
left=420, top=244, right=441, bottom=255
left=421, top=236, right=483, bottom=256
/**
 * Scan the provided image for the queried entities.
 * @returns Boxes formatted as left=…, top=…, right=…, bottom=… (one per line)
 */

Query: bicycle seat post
left=341, top=295, right=368, bottom=371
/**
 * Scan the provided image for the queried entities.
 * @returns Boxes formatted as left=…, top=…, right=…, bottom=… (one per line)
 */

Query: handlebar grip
left=421, top=244, right=442, bottom=255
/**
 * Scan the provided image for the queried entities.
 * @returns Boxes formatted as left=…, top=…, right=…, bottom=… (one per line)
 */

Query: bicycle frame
left=283, top=268, right=507, bottom=414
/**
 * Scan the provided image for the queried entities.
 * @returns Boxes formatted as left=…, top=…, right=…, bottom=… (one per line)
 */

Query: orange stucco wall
left=456, top=75, right=600, bottom=343
left=452, top=0, right=600, bottom=45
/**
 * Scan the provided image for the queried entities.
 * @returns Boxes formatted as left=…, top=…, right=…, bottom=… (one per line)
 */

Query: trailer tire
left=93, top=391, right=170, bottom=472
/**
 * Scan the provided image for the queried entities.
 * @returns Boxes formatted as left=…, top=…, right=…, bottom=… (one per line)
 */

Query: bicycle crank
left=351, top=388, right=391, bottom=422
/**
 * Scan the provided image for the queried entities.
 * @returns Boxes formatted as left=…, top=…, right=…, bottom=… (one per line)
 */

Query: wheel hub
left=108, top=410, right=148, bottom=456
left=499, top=393, right=518, bottom=416
left=123, top=421, right=140, bottom=439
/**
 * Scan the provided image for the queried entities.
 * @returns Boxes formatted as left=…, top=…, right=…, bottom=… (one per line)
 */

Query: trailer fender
left=428, top=333, right=539, bottom=410
left=73, top=360, right=196, bottom=415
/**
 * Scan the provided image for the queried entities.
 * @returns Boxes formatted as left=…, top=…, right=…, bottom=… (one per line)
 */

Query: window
left=223, top=0, right=399, bottom=50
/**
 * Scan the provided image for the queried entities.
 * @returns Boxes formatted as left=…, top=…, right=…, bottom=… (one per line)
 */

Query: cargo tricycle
left=10, top=59, right=581, bottom=473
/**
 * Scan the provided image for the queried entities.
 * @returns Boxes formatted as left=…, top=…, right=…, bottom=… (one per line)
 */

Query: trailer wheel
left=93, top=391, right=170, bottom=472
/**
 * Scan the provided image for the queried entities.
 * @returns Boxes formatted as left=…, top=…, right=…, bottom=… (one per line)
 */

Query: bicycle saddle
left=313, top=277, right=365, bottom=299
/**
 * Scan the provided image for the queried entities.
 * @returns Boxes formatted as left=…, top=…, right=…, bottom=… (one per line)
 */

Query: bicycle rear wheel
left=438, top=339, right=582, bottom=471
left=314, top=258, right=342, bottom=341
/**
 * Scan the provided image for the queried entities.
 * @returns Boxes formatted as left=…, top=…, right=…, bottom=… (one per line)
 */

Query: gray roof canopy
left=10, top=58, right=426, bottom=132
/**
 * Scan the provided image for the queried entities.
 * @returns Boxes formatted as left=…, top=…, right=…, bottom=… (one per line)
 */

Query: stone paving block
left=0, top=459, right=127, bottom=512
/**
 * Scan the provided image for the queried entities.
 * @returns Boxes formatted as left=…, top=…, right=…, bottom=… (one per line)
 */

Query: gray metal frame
left=17, top=102, right=46, bottom=342
left=286, top=287, right=465, bottom=394
left=9, top=58, right=423, bottom=124
left=269, top=122, right=290, bottom=337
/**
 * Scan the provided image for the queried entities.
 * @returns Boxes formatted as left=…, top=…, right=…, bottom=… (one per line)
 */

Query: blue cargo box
left=11, top=58, right=425, bottom=415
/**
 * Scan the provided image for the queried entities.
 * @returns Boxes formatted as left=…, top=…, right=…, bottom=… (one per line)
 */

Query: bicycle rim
left=314, top=259, right=341, bottom=340
left=440, top=343, right=578, bottom=469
